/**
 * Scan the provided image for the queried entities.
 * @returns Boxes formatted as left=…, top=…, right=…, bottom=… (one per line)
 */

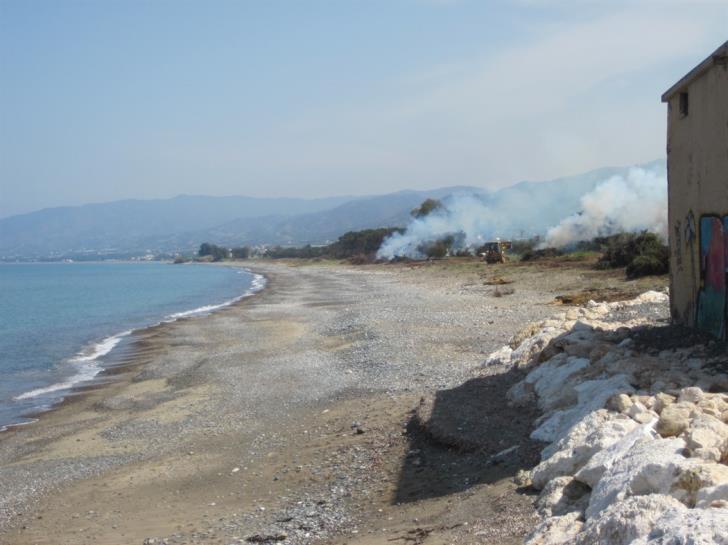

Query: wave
left=167, top=272, right=266, bottom=319
left=13, top=329, right=131, bottom=401
left=11, top=269, right=266, bottom=403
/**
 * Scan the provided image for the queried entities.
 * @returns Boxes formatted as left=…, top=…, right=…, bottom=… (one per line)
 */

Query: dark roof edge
left=661, top=40, right=728, bottom=103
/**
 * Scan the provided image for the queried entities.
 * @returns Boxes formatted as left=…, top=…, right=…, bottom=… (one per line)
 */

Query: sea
left=0, top=262, right=264, bottom=431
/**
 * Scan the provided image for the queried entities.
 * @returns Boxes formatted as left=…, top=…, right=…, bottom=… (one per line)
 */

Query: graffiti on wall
left=696, top=215, right=727, bottom=338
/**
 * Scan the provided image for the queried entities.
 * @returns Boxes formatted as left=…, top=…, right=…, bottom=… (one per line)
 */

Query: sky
left=0, top=1, right=726, bottom=218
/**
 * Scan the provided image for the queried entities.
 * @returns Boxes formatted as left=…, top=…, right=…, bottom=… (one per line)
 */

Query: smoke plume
left=542, top=167, right=667, bottom=248
left=376, top=194, right=496, bottom=260
left=376, top=163, right=667, bottom=260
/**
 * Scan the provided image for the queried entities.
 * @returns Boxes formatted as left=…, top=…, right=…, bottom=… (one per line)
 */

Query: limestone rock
left=678, top=386, right=705, bottom=404
left=527, top=355, right=589, bottom=412
left=606, top=393, right=633, bottom=413
left=511, top=328, right=564, bottom=367
left=536, top=476, right=591, bottom=517
left=656, top=402, right=697, bottom=437
left=653, top=392, right=676, bottom=414
left=626, top=401, right=657, bottom=424
left=695, top=483, right=728, bottom=508
left=575, top=423, right=659, bottom=489
left=514, top=469, right=533, bottom=487
left=524, top=512, right=584, bottom=545
left=483, top=345, right=513, bottom=367
left=531, top=375, right=634, bottom=444
left=673, top=462, right=728, bottom=506
left=633, top=291, right=669, bottom=304
left=684, top=413, right=728, bottom=456
left=575, top=494, right=685, bottom=545
left=631, top=505, right=728, bottom=545
left=507, top=380, right=535, bottom=407
left=533, top=411, right=638, bottom=489
left=586, top=438, right=690, bottom=519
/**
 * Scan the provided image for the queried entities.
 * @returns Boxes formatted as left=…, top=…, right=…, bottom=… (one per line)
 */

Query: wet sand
left=0, top=259, right=667, bottom=545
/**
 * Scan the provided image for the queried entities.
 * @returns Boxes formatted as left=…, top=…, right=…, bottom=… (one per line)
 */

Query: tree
left=198, top=242, right=229, bottom=261
left=411, top=198, right=443, bottom=219
left=328, top=228, right=404, bottom=259
left=231, top=246, right=250, bottom=259
left=417, top=235, right=455, bottom=259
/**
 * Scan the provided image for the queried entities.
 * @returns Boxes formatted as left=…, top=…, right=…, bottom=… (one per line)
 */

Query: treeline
left=265, top=227, right=404, bottom=261
left=182, top=227, right=404, bottom=264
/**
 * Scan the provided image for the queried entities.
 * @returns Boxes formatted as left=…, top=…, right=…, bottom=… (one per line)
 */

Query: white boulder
left=533, top=411, right=638, bottom=489
left=524, top=512, right=584, bottom=545
left=536, top=476, right=591, bottom=517
left=684, top=413, right=728, bottom=456
left=482, top=345, right=512, bottom=367
left=695, top=483, right=728, bottom=508
left=526, top=355, right=590, bottom=412
left=586, top=438, right=691, bottom=519
left=531, top=375, right=635, bottom=444
left=575, top=422, right=659, bottom=489
left=575, top=494, right=686, bottom=545
left=631, top=506, right=728, bottom=544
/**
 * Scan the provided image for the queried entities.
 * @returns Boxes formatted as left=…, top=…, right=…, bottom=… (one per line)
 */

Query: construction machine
left=480, top=240, right=512, bottom=264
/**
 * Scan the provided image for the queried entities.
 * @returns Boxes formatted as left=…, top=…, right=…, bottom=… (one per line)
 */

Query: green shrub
left=597, top=231, right=669, bottom=278
left=265, top=245, right=328, bottom=259
left=521, top=247, right=564, bottom=261
left=626, top=255, right=669, bottom=279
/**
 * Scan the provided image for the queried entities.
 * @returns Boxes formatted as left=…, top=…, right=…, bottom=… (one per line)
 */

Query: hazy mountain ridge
left=0, top=162, right=664, bottom=259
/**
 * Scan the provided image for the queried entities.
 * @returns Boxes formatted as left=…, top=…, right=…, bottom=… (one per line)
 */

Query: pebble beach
left=0, top=259, right=671, bottom=544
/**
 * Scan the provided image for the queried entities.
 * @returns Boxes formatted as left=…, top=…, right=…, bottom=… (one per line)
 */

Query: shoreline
left=0, top=265, right=266, bottom=435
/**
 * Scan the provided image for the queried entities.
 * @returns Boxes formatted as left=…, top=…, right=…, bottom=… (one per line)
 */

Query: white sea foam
left=13, top=329, right=131, bottom=400
left=167, top=272, right=266, bottom=319
left=11, top=270, right=267, bottom=403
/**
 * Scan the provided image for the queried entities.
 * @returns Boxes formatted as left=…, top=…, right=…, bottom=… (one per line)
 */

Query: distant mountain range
left=0, top=160, right=664, bottom=259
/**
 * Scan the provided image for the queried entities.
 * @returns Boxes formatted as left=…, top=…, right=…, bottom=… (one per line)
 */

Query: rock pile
left=485, top=291, right=728, bottom=545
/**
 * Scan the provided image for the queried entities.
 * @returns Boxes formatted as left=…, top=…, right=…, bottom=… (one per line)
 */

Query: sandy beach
left=0, top=259, right=667, bottom=545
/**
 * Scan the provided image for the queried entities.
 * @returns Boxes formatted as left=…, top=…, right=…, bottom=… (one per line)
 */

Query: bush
left=626, top=255, right=669, bottom=279
left=348, top=254, right=370, bottom=265
left=265, top=245, right=328, bottom=259
left=521, top=247, right=564, bottom=261
left=597, top=231, right=669, bottom=278
left=510, top=238, right=539, bottom=256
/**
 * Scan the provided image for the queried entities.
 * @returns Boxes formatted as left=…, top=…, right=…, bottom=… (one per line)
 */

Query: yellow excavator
left=480, top=240, right=512, bottom=264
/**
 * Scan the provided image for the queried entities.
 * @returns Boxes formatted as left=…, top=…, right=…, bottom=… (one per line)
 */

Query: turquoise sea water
left=0, top=262, right=262, bottom=430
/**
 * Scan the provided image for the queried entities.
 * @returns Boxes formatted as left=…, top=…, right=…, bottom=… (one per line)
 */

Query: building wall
left=667, top=61, right=728, bottom=336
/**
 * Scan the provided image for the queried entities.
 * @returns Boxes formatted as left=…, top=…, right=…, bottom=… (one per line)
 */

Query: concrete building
left=663, top=41, right=728, bottom=337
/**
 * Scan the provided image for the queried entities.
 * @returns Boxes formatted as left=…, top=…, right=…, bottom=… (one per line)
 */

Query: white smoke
left=376, top=194, right=500, bottom=260
left=543, top=166, right=667, bottom=248
left=376, top=163, right=667, bottom=260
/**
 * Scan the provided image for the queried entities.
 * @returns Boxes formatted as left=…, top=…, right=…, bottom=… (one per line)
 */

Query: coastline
left=0, top=259, right=668, bottom=545
left=0, top=265, right=266, bottom=434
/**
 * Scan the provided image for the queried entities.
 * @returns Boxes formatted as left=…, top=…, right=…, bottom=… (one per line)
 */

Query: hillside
left=0, top=161, right=664, bottom=259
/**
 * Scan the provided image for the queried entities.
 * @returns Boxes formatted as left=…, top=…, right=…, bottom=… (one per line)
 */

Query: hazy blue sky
left=0, top=1, right=726, bottom=218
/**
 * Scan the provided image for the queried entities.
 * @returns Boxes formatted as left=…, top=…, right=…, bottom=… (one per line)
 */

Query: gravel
left=0, top=261, right=612, bottom=543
